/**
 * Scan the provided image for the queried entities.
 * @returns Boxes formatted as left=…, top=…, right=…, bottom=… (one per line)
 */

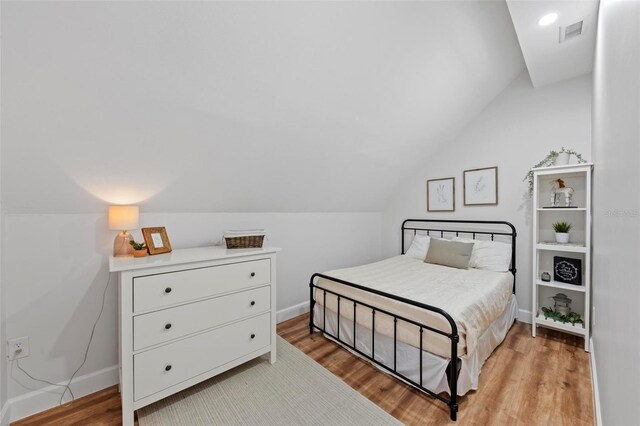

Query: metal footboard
left=309, top=273, right=460, bottom=421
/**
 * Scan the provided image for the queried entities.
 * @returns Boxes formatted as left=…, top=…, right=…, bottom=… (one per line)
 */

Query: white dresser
left=109, top=246, right=280, bottom=426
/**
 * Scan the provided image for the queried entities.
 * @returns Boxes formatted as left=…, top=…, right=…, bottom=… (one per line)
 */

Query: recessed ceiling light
left=538, top=13, right=558, bottom=26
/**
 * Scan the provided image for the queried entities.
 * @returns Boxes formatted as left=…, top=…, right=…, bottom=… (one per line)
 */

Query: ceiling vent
left=559, top=20, right=584, bottom=43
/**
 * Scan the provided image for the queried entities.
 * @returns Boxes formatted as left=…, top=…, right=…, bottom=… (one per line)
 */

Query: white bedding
left=314, top=255, right=513, bottom=358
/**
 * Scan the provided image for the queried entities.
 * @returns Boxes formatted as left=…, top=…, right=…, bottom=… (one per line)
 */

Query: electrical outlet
left=7, top=337, right=29, bottom=361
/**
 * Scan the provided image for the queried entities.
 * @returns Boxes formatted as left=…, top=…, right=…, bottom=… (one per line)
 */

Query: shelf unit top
left=531, top=162, right=593, bottom=172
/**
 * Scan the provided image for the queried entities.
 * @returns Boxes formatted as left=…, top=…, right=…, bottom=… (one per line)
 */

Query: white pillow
left=453, top=237, right=512, bottom=272
left=405, top=234, right=431, bottom=260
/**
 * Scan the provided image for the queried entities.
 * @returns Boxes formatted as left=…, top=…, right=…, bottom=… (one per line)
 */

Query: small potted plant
left=129, top=240, right=148, bottom=257
left=552, top=221, right=571, bottom=244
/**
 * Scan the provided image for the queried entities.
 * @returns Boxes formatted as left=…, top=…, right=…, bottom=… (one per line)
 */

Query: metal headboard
left=401, top=219, right=517, bottom=293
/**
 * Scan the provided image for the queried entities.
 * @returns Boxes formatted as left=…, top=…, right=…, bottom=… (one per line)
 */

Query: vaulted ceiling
left=507, top=0, right=599, bottom=87
left=2, top=1, right=525, bottom=213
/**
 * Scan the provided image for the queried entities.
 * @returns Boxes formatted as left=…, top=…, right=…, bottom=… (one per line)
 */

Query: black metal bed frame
left=308, top=219, right=517, bottom=421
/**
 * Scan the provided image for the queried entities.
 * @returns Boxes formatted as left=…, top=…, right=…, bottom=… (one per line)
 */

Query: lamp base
left=114, top=231, right=134, bottom=257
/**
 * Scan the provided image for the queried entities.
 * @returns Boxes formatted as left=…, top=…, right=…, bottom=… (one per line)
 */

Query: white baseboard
left=1, top=401, right=10, bottom=426
left=589, top=337, right=602, bottom=426
left=7, top=365, right=118, bottom=423
left=518, top=308, right=532, bottom=324
left=276, top=301, right=310, bottom=324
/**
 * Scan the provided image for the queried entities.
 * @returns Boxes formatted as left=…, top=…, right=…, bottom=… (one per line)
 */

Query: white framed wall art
left=463, top=166, right=498, bottom=206
left=427, top=177, right=455, bottom=212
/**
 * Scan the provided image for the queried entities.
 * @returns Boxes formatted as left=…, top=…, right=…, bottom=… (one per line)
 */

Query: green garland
left=523, top=148, right=587, bottom=196
left=541, top=307, right=583, bottom=325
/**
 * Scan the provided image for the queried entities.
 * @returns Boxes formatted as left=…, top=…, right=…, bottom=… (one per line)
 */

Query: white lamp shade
left=109, top=205, right=139, bottom=230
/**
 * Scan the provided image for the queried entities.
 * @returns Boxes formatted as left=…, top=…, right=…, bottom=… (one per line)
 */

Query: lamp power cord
left=11, top=269, right=112, bottom=407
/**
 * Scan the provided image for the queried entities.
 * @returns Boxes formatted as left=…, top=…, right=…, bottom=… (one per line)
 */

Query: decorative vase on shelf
left=555, top=233, right=570, bottom=244
left=555, top=152, right=570, bottom=165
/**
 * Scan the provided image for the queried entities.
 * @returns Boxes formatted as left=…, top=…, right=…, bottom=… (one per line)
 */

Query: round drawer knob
left=250, top=333, right=256, bottom=339
left=165, top=323, right=172, bottom=330
left=250, top=272, right=256, bottom=278
left=165, top=364, right=172, bottom=372
left=250, top=301, right=256, bottom=306
left=164, top=287, right=172, bottom=294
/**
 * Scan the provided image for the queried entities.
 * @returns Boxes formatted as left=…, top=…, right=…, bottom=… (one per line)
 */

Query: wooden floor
left=12, top=385, right=124, bottom=426
left=14, top=314, right=594, bottom=426
left=280, top=314, right=594, bottom=426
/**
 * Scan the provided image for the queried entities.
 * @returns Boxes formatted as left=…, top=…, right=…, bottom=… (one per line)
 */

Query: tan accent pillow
left=424, top=238, right=474, bottom=269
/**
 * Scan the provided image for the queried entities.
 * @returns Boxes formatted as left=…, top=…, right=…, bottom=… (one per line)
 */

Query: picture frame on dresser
left=109, top=246, right=281, bottom=426
left=141, top=227, right=172, bottom=255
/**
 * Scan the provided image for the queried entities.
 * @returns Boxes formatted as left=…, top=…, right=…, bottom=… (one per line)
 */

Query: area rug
left=138, top=336, right=401, bottom=425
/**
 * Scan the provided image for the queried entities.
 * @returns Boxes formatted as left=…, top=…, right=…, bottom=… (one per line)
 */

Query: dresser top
left=109, top=246, right=281, bottom=272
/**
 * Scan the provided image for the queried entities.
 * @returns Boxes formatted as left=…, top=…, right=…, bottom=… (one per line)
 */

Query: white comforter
left=314, top=256, right=513, bottom=359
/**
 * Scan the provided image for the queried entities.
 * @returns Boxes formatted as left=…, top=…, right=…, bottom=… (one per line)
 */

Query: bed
left=308, top=219, right=517, bottom=421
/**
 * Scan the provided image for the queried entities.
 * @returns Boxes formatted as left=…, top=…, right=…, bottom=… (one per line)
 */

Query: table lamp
left=109, top=205, right=139, bottom=257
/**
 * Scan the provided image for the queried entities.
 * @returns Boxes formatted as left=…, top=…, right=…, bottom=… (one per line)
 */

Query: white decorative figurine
left=550, top=189, right=558, bottom=207
left=550, top=179, right=574, bottom=207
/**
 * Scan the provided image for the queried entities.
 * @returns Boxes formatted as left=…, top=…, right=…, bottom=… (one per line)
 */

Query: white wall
left=3, top=211, right=380, bottom=420
left=592, top=1, right=640, bottom=424
left=0, top=1, right=524, bottom=214
left=0, top=0, right=6, bottom=421
left=382, top=71, right=592, bottom=319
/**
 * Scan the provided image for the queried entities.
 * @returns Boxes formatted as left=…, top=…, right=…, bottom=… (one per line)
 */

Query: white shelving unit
left=531, top=163, right=592, bottom=352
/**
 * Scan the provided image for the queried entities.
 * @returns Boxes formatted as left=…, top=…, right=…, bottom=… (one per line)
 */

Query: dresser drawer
left=133, top=312, right=270, bottom=401
left=133, top=286, right=270, bottom=350
left=133, top=259, right=270, bottom=312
